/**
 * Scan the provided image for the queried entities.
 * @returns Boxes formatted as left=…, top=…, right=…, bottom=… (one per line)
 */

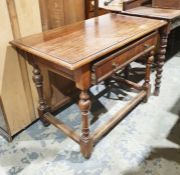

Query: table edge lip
left=121, top=7, right=180, bottom=20
left=10, top=21, right=167, bottom=71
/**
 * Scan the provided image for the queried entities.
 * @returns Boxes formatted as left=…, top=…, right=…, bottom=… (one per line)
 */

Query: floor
left=0, top=53, right=180, bottom=175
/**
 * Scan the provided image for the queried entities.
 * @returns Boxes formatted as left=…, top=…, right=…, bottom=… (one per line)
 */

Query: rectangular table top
left=11, top=13, right=166, bottom=70
left=123, top=6, right=180, bottom=20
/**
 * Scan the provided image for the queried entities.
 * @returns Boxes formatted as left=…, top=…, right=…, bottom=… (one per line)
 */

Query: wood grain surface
left=11, top=13, right=166, bottom=70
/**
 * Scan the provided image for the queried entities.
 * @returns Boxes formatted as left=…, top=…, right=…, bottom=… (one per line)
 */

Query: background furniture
left=123, top=0, right=151, bottom=10
left=152, top=0, right=180, bottom=10
left=98, top=1, right=180, bottom=95
left=120, top=7, right=180, bottom=95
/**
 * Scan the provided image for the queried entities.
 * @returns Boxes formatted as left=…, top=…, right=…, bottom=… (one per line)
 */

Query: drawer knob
left=144, top=44, right=150, bottom=49
left=112, top=62, right=118, bottom=68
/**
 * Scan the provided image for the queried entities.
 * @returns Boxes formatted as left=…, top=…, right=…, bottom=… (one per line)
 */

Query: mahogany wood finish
left=152, top=0, right=180, bottom=10
left=10, top=14, right=166, bottom=158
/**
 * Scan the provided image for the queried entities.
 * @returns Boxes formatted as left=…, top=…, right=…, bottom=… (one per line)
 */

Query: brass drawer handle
left=112, top=62, right=118, bottom=69
left=144, top=44, right=150, bottom=49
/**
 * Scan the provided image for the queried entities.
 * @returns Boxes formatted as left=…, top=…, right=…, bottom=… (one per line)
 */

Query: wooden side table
left=99, top=4, right=180, bottom=96
left=10, top=14, right=166, bottom=158
left=120, top=6, right=180, bottom=95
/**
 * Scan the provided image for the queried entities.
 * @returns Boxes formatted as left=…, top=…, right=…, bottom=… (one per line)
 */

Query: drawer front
left=91, top=32, right=158, bottom=84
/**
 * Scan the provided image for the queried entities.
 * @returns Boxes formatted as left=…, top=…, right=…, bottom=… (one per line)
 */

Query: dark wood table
left=121, top=6, right=180, bottom=30
left=10, top=13, right=166, bottom=158
left=99, top=3, right=180, bottom=95
left=119, top=6, right=180, bottom=95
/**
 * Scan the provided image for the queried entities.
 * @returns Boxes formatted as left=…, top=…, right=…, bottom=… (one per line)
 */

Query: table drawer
left=91, top=32, right=158, bottom=84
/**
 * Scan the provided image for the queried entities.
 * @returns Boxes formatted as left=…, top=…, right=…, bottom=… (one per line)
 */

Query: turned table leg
left=32, top=65, right=50, bottom=126
left=79, top=90, right=93, bottom=159
left=154, top=28, right=169, bottom=96
left=143, top=50, right=154, bottom=102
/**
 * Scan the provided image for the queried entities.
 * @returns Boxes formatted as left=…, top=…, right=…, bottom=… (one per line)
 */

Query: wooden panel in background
left=64, top=0, right=85, bottom=25
left=1, top=46, right=31, bottom=135
left=0, top=0, right=50, bottom=138
left=14, top=0, right=46, bottom=118
left=6, top=0, right=36, bottom=123
left=0, top=0, right=34, bottom=136
left=39, top=0, right=65, bottom=30
left=39, top=0, right=85, bottom=29
left=15, top=0, right=42, bottom=36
